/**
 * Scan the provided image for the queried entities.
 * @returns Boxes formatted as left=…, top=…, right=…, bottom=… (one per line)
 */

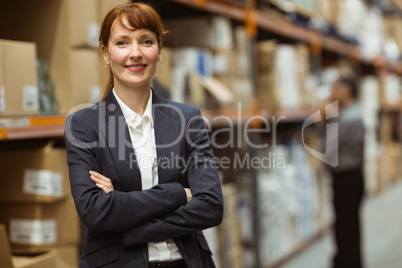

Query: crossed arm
left=89, top=170, right=193, bottom=202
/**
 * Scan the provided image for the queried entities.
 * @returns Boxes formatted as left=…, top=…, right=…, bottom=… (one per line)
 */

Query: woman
left=64, top=3, right=223, bottom=268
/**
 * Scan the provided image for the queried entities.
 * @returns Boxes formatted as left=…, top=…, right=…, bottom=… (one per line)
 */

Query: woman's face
left=103, top=17, right=159, bottom=92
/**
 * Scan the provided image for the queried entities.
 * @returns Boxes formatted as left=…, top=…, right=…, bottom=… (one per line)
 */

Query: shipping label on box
left=0, top=198, right=80, bottom=254
left=23, top=169, right=63, bottom=197
left=0, top=144, right=70, bottom=203
left=0, top=85, right=5, bottom=111
left=10, top=219, right=56, bottom=245
left=22, top=85, right=39, bottom=111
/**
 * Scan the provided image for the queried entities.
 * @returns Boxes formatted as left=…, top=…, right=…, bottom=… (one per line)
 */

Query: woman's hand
left=89, top=170, right=114, bottom=193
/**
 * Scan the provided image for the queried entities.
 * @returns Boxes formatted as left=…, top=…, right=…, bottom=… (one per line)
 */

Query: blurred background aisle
left=279, top=181, right=402, bottom=268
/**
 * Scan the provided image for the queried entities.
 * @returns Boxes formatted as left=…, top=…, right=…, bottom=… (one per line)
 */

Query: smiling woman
left=102, top=25, right=160, bottom=107
left=64, top=2, right=223, bottom=268
left=99, top=3, right=168, bottom=101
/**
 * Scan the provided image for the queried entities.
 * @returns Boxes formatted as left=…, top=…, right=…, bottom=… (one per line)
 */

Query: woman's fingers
left=89, top=170, right=114, bottom=193
left=184, top=188, right=192, bottom=202
left=90, top=170, right=110, bottom=183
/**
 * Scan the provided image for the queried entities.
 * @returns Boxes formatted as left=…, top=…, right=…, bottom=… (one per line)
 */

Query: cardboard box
left=98, top=0, right=131, bottom=23
left=0, top=40, right=38, bottom=116
left=49, top=47, right=102, bottom=113
left=170, top=48, right=213, bottom=104
left=0, top=225, right=56, bottom=268
left=0, top=143, right=70, bottom=203
left=165, top=17, right=233, bottom=49
left=54, top=0, right=100, bottom=48
left=50, top=244, right=80, bottom=268
left=222, top=184, right=237, bottom=219
left=0, top=198, right=81, bottom=254
left=153, top=47, right=172, bottom=90
left=317, top=0, right=341, bottom=25
left=0, top=0, right=99, bottom=54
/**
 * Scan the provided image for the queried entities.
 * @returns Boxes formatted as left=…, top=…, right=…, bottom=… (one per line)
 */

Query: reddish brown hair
left=99, top=3, right=168, bottom=99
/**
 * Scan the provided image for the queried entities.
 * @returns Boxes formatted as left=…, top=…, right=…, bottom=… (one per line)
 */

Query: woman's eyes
left=116, top=40, right=127, bottom=46
left=142, top=39, right=154, bottom=45
left=115, top=39, right=155, bottom=46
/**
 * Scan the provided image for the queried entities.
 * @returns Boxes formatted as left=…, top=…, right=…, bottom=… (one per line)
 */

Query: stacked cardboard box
left=0, top=225, right=79, bottom=268
left=359, top=76, right=380, bottom=195
left=377, top=134, right=402, bottom=192
left=0, top=225, right=55, bottom=268
left=317, top=0, right=342, bottom=26
left=257, top=142, right=331, bottom=266
left=0, top=143, right=81, bottom=258
left=257, top=40, right=280, bottom=113
left=383, top=15, right=402, bottom=55
left=0, top=40, right=39, bottom=116
left=218, top=184, right=244, bottom=268
left=258, top=41, right=310, bottom=113
left=0, top=0, right=113, bottom=114
left=165, top=17, right=254, bottom=109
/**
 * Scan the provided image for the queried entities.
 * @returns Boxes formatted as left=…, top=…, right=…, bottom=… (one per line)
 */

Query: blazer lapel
left=103, top=90, right=142, bottom=191
left=152, top=92, right=183, bottom=184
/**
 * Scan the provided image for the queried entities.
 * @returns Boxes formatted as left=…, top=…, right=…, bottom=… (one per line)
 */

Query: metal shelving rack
left=1, top=0, right=402, bottom=267
left=1, top=0, right=401, bottom=141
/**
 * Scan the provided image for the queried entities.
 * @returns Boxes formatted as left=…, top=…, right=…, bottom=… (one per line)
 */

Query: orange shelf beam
left=0, top=115, right=65, bottom=140
left=169, top=0, right=246, bottom=21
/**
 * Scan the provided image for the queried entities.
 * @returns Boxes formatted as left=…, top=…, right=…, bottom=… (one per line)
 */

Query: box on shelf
left=0, top=143, right=69, bottom=203
left=379, top=112, right=394, bottom=144
left=257, top=40, right=280, bottom=112
left=54, top=0, right=100, bottom=48
left=219, top=215, right=242, bottom=255
left=98, top=0, right=131, bottom=22
left=49, top=47, right=102, bottom=113
left=383, top=15, right=402, bottom=54
left=170, top=47, right=215, bottom=105
left=213, top=49, right=245, bottom=77
left=317, top=0, right=342, bottom=26
left=222, top=184, right=237, bottom=219
left=50, top=244, right=80, bottom=268
left=222, top=246, right=244, bottom=268
left=377, top=143, right=402, bottom=193
left=153, top=47, right=173, bottom=90
left=0, top=0, right=99, bottom=54
left=0, top=225, right=56, bottom=268
left=0, top=198, right=81, bottom=254
left=164, top=17, right=233, bottom=50
left=0, top=39, right=39, bottom=116
left=379, top=72, right=402, bottom=109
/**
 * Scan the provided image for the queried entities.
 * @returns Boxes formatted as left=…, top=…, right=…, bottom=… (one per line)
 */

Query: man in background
left=323, top=77, right=365, bottom=268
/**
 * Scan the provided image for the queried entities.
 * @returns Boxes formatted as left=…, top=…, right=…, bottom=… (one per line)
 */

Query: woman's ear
left=102, top=45, right=110, bottom=65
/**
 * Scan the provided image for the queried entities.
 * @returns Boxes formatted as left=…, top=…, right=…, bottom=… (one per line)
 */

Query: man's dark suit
left=64, top=90, right=224, bottom=268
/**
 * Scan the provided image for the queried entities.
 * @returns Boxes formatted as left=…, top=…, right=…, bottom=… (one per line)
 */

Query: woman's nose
left=129, top=44, right=142, bottom=59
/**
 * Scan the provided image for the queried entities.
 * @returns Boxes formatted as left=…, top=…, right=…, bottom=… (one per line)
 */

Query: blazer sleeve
left=65, top=112, right=187, bottom=232
left=123, top=107, right=224, bottom=247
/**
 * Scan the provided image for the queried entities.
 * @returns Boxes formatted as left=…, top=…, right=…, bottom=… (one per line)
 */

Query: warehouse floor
left=278, top=181, right=402, bottom=268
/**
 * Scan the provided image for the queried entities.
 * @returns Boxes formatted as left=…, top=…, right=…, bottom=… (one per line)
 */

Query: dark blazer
left=64, top=90, right=224, bottom=268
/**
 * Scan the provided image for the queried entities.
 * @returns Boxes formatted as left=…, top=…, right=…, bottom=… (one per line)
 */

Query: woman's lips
left=125, top=64, right=147, bottom=73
